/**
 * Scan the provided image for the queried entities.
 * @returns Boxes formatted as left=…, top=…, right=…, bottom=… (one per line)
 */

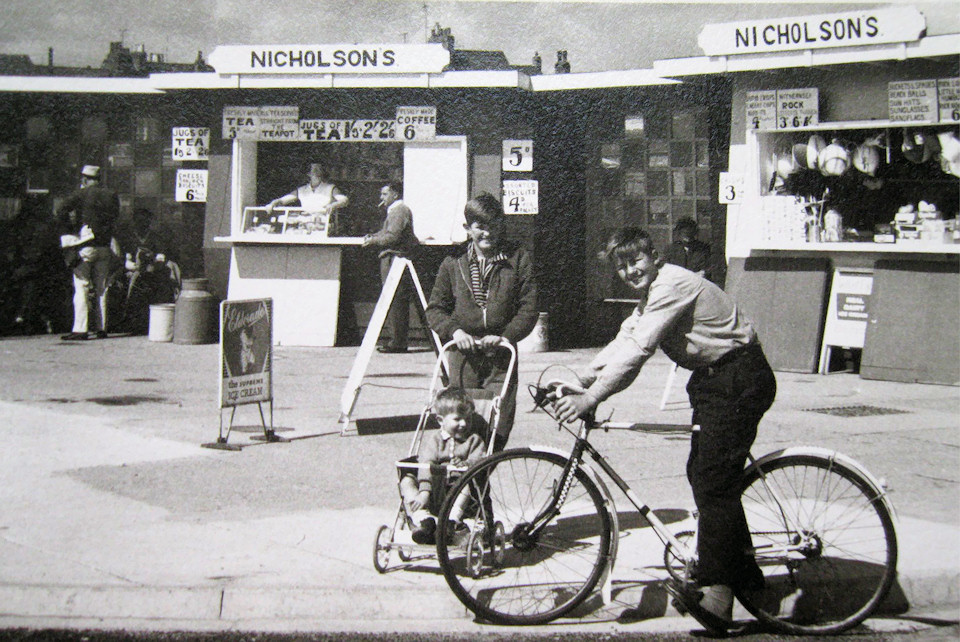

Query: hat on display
left=792, top=143, right=809, bottom=169
left=818, top=141, right=851, bottom=177
left=902, top=128, right=940, bottom=164
left=774, top=140, right=800, bottom=179
left=852, top=142, right=881, bottom=176
left=936, top=130, right=960, bottom=178
left=80, top=165, right=101, bottom=179
left=806, top=134, right=826, bottom=170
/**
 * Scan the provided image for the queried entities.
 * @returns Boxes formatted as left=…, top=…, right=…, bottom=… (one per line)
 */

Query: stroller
left=373, top=338, right=517, bottom=574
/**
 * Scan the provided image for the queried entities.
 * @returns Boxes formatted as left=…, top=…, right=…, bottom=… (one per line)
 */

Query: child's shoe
left=446, top=520, right=470, bottom=546
left=412, top=517, right=436, bottom=545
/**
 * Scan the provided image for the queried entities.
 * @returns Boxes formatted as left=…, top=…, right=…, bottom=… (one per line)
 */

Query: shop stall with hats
left=655, top=6, right=959, bottom=383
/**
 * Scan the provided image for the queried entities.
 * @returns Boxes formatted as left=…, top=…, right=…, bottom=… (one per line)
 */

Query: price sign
left=502, top=180, right=538, bottom=215
left=223, top=106, right=260, bottom=140
left=718, top=172, right=745, bottom=204
left=745, top=91, right=777, bottom=131
left=222, top=106, right=299, bottom=140
left=299, top=119, right=398, bottom=142
left=502, top=140, right=533, bottom=172
left=938, top=78, right=960, bottom=123
left=171, top=127, right=210, bottom=161
left=395, top=106, right=436, bottom=140
left=776, top=88, right=819, bottom=129
left=888, top=80, right=938, bottom=123
left=175, top=169, right=208, bottom=202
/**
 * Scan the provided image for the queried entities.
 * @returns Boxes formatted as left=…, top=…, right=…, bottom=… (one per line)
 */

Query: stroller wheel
left=492, top=521, right=506, bottom=566
left=466, top=528, right=486, bottom=578
left=373, top=524, right=392, bottom=573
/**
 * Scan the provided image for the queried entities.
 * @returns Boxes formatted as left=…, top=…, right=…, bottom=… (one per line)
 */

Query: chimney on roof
left=48, top=47, right=53, bottom=68
left=428, top=23, right=455, bottom=51
left=554, top=50, right=570, bottom=74
left=532, top=52, right=542, bottom=75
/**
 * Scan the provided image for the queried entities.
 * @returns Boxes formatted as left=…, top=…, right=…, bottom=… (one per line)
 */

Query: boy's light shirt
left=579, top=264, right=756, bottom=403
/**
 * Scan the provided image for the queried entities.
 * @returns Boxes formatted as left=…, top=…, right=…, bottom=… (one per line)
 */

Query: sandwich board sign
left=204, top=298, right=283, bottom=450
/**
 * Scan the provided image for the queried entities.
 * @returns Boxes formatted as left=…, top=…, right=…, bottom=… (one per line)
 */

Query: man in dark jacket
left=665, top=217, right=718, bottom=284
left=426, top=192, right=538, bottom=450
left=362, top=182, right=420, bottom=353
left=56, top=165, right=120, bottom=340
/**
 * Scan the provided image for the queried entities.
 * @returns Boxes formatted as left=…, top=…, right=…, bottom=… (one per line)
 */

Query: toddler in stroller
left=399, top=386, right=485, bottom=545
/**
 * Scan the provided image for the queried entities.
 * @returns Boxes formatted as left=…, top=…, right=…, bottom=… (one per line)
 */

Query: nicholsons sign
left=698, top=7, right=925, bottom=56
left=209, top=44, right=450, bottom=75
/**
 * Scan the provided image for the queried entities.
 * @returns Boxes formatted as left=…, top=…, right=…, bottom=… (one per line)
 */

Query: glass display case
left=240, top=206, right=333, bottom=238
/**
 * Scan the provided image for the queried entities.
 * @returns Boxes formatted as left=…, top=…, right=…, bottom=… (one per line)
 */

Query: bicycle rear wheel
left=436, top=449, right=612, bottom=625
left=738, top=454, right=897, bottom=635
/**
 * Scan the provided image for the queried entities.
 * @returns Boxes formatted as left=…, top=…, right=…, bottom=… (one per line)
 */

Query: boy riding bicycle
left=550, top=227, right=777, bottom=635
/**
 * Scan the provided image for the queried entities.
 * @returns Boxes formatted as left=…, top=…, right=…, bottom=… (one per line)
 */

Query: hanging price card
left=175, top=169, right=208, bottom=202
left=938, top=78, right=960, bottom=123
left=502, top=140, right=534, bottom=172
left=745, top=91, right=777, bottom=131
left=171, top=127, right=210, bottom=160
left=502, top=180, right=538, bottom=215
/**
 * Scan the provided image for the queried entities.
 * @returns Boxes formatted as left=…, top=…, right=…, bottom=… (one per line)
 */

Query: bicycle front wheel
left=436, top=449, right=612, bottom=625
left=738, top=454, right=897, bottom=635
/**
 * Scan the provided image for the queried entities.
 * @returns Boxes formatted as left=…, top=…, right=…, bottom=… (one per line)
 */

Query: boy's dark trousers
left=447, top=347, right=517, bottom=452
left=684, top=342, right=776, bottom=590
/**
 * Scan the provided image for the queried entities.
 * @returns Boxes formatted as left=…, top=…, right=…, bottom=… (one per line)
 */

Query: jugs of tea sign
left=173, top=278, right=219, bottom=344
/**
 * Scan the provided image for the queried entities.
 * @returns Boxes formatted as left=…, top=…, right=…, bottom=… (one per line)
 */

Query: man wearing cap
left=56, top=165, right=120, bottom=340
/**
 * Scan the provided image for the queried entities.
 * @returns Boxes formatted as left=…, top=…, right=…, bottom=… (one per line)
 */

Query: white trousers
left=72, top=246, right=112, bottom=333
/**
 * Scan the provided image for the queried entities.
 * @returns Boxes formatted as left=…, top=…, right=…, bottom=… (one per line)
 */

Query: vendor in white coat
left=265, top=163, right=349, bottom=232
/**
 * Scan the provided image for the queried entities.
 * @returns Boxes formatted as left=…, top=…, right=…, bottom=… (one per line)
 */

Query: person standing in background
left=665, top=217, right=718, bottom=284
left=363, top=182, right=420, bottom=353
left=265, top=163, right=349, bottom=234
left=56, top=165, right=120, bottom=340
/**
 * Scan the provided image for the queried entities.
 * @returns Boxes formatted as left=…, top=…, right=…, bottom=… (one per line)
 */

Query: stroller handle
left=430, top=338, right=518, bottom=400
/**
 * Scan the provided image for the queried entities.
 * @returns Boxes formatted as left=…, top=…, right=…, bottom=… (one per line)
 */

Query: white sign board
left=718, top=172, right=746, bottom=204
left=502, top=180, right=538, bottom=215
left=209, top=44, right=450, bottom=75
left=222, top=106, right=300, bottom=140
left=502, top=140, right=534, bottom=172
left=698, top=7, right=925, bottom=56
left=938, top=78, right=960, bottom=123
left=171, top=127, right=210, bottom=161
left=888, top=80, right=938, bottom=124
left=396, top=106, right=437, bottom=140
left=776, top=88, right=819, bottom=129
left=175, top=169, right=208, bottom=202
left=299, top=119, right=398, bottom=142
left=745, top=91, right=777, bottom=131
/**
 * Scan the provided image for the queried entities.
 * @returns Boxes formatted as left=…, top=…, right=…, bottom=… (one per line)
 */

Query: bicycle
left=434, top=372, right=898, bottom=634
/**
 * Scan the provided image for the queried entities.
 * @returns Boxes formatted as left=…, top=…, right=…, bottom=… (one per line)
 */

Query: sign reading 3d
left=209, top=44, right=450, bottom=74
left=698, top=7, right=925, bottom=56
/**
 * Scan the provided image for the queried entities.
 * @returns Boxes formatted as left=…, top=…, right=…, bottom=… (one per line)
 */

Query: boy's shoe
left=446, top=520, right=470, bottom=546
left=61, top=332, right=88, bottom=341
left=412, top=517, right=436, bottom=545
left=93, top=330, right=109, bottom=339
left=664, top=579, right=733, bottom=637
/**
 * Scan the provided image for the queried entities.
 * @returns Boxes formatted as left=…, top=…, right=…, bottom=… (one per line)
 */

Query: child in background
left=400, top=387, right=486, bottom=545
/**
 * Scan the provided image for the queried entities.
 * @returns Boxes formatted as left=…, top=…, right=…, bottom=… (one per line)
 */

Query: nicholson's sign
left=698, top=7, right=925, bottom=56
left=208, top=44, right=450, bottom=74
